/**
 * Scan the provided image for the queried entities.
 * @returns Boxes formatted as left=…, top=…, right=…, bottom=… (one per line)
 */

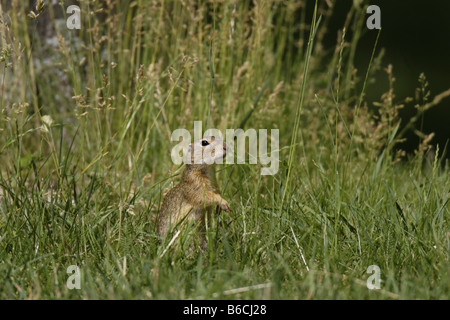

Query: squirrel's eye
left=201, top=140, right=210, bottom=146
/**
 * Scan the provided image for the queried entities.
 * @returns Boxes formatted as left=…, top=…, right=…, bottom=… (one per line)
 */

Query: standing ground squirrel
left=157, top=136, right=231, bottom=249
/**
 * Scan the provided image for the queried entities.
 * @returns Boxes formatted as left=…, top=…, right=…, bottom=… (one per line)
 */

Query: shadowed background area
left=327, top=0, right=450, bottom=158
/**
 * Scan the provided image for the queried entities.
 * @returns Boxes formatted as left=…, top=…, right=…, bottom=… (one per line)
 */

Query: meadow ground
left=0, top=1, right=448, bottom=299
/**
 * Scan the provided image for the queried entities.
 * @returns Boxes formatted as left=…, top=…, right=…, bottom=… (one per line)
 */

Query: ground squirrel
left=157, top=136, right=231, bottom=249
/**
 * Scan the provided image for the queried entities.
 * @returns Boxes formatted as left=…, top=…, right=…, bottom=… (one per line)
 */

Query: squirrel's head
left=185, top=136, right=227, bottom=165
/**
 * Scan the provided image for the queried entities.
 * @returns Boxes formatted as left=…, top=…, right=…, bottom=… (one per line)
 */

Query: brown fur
left=157, top=137, right=231, bottom=249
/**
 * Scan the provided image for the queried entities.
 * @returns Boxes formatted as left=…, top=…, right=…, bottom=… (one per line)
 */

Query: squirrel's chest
left=190, top=206, right=213, bottom=221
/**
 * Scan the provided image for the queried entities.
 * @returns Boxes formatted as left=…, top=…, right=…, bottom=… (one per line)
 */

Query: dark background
left=325, top=0, right=450, bottom=159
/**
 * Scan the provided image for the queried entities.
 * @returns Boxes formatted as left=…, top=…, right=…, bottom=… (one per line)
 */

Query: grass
left=0, top=0, right=448, bottom=299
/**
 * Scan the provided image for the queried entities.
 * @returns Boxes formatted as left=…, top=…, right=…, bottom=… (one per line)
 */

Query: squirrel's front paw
left=219, top=200, right=231, bottom=213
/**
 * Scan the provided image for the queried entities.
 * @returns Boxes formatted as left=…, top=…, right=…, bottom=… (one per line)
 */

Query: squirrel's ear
left=184, top=144, right=193, bottom=164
